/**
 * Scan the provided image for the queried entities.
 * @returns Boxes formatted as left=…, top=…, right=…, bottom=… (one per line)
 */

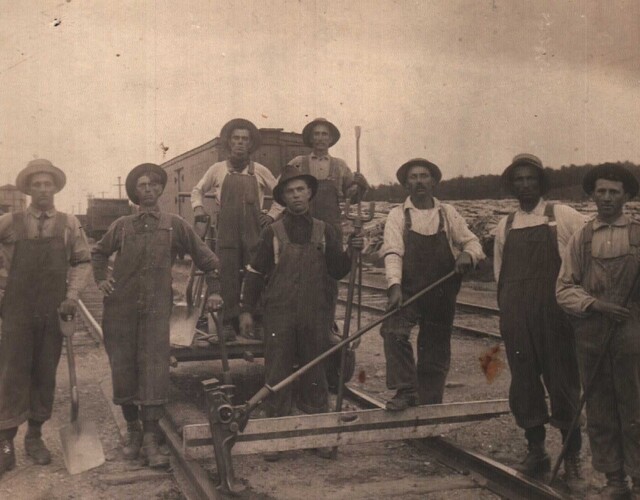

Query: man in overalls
left=494, top=154, right=586, bottom=482
left=93, top=163, right=221, bottom=469
left=380, top=158, right=484, bottom=411
left=557, top=164, right=640, bottom=499
left=238, top=164, right=363, bottom=461
left=192, top=118, right=278, bottom=339
left=0, top=159, right=91, bottom=476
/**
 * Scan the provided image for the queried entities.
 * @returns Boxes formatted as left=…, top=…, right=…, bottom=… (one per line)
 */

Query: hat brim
left=126, top=163, right=168, bottom=204
left=396, top=158, right=442, bottom=185
left=582, top=164, right=639, bottom=198
left=16, top=163, right=66, bottom=195
left=500, top=159, right=550, bottom=196
left=273, top=174, right=318, bottom=206
left=302, top=119, right=340, bottom=148
left=220, top=118, right=262, bottom=153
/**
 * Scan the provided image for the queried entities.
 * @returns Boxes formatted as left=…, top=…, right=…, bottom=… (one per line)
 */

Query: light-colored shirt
left=556, top=213, right=632, bottom=317
left=0, top=205, right=92, bottom=300
left=191, top=160, right=279, bottom=215
left=382, top=197, right=485, bottom=288
left=493, top=199, right=588, bottom=282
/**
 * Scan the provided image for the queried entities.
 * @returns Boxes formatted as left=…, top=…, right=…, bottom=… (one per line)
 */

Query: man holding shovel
left=0, top=159, right=91, bottom=477
left=557, top=164, right=640, bottom=498
left=380, top=158, right=484, bottom=410
left=93, top=163, right=221, bottom=469
left=238, top=165, right=363, bottom=461
left=494, top=154, right=586, bottom=482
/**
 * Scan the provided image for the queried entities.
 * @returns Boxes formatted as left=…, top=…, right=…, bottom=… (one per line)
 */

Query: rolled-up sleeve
left=381, top=207, right=404, bottom=288
left=556, top=229, right=595, bottom=317
left=444, top=205, right=485, bottom=265
left=91, top=219, right=122, bottom=282
left=65, top=216, right=92, bottom=300
left=191, top=166, right=217, bottom=209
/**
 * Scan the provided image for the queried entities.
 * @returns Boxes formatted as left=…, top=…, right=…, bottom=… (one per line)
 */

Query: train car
left=85, top=197, right=132, bottom=240
left=0, top=184, right=27, bottom=214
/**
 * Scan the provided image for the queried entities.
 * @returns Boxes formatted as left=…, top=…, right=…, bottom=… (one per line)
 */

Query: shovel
left=58, top=314, right=105, bottom=474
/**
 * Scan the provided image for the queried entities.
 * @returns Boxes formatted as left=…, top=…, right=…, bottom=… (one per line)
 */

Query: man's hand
left=348, top=234, right=365, bottom=254
left=259, top=213, right=274, bottom=229
left=58, top=298, right=77, bottom=320
left=97, top=278, right=116, bottom=296
left=590, top=299, right=631, bottom=322
left=353, top=172, right=369, bottom=190
left=387, top=284, right=402, bottom=311
left=193, top=206, right=209, bottom=224
left=238, top=312, right=254, bottom=338
left=206, top=293, right=224, bottom=312
left=454, top=252, right=473, bottom=275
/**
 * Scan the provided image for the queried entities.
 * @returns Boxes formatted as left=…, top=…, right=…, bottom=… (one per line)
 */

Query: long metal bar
left=77, top=299, right=103, bottom=340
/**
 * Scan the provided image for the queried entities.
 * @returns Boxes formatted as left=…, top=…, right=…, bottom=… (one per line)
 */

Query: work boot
left=631, top=477, right=640, bottom=499
left=122, top=421, right=143, bottom=460
left=602, top=471, right=630, bottom=499
left=140, top=432, right=170, bottom=469
left=385, top=390, right=418, bottom=411
left=0, top=440, right=15, bottom=477
left=313, top=447, right=334, bottom=460
left=514, top=441, right=550, bottom=476
left=24, top=427, right=51, bottom=466
left=563, top=451, right=585, bottom=492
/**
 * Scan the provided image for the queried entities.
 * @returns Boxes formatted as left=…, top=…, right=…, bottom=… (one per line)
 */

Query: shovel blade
left=59, top=417, right=105, bottom=475
left=170, top=303, right=201, bottom=347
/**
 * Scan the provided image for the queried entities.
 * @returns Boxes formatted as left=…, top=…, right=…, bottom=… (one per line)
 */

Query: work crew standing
left=0, top=159, right=91, bottom=476
left=93, top=163, right=221, bottom=469
left=494, top=154, right=585, bottom=482
left=238, top=165, right=363, bottom=461
left=557, top=164, right=640, bottom=499
left=191, top=118, right=278, bottom=339
left=380, top=158, right=484, bottom=411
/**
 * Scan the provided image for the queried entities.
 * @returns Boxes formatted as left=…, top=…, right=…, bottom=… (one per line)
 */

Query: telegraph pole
left=113, top=176, right=124, bottom=198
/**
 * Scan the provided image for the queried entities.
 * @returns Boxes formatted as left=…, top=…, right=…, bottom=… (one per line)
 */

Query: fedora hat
left=396, top=158, right=442, bottom=185
left=125, top=163, right=168, bottom=205
left=273, top=164, right=318, bottom=206
left=583, top=163, right=639, bottom=198
left=302, top=118, right=341, bottom=148
left=16, top=159, right=66, bottom=194
left=501, top=153, right=549, bottom=195
left=220, top=118, right=261, bottom=153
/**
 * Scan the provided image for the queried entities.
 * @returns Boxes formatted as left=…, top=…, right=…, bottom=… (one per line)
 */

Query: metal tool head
left=344, top=200, right=376, bottom=223
left=59, top=417, right=105, bottom=474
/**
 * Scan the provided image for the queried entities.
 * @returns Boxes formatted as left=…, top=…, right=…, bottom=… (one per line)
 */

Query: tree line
left=365, top=161, right=640, bottom=202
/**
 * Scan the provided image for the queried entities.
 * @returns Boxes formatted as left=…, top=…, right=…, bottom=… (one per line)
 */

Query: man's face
left=511, top=165, right=542, bottom=205
left=29, top=172, right=57, bottom=211
left=228, top=128, right=252, bottom=158
left=593, top=178, right=629, bottom=220
left=135, top=174, right=164, bottom=207
left=282, top=178, right=312, bottom=214
left=311, top=124, right=332, bottom=151
left=405, top=166, right=436, bottom=199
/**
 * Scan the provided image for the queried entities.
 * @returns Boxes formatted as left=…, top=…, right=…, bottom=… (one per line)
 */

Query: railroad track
left=76, top=284, right=566, bottom=500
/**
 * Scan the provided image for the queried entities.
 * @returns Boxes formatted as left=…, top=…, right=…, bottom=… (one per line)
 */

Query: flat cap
left=501, top=153, right=549, bottom=195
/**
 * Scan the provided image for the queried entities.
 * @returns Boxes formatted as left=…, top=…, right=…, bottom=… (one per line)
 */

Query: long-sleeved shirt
left=0, top=205, right=92, bottom=300
left=556, top=213, right=632, bottom=317
left=241, top=210, right=352, bottom=313
left=382, top=197, right=485, bottom=288
left=92, top=209, right=219, bottom=284
left=191, top=160, right=281, bottom=218
left=493, top=199, right=588, bottom=282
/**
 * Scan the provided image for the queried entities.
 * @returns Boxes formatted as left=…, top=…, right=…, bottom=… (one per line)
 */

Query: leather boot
left=563, top=451, right=585, bottom=492
left=140, top=432, right=170, bottom=469
left=515, top=441, right=550, bottom=475
left=385, top=390, right=418, bottom=411
left=25, top=427, right=51, bottom=465
left=0, top=439, right=15, bottom=477
left=602, top=471, right=631, bottom=499
left=122, top=420, right=143, bottom=460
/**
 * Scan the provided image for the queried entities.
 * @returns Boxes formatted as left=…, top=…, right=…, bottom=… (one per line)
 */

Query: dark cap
left=220, top=118, right=261, bottom=153
left=583, top=163, right=639, bottom=198
left=273, top=164, right=318, bottom=206
left=396, top=158, right=442, bottom=185
left=501, top=153, right=549, bottom=195
left=125, top=163, right=168, bottom=204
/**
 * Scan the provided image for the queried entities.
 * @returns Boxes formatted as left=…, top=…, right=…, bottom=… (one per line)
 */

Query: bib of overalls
left=217, top=162, right=261, bottom=249
left=300, top=156, right=341, bottom=226
left=2, top=211, right=68, bottom=320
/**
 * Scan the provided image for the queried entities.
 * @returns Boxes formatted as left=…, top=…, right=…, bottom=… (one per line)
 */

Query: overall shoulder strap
left=300, top=155, right=310, bottom=174
left=629, top=220, right=640, bottom=248
left=582, top=220, right=594, bottom=266
left=248, top=162, right=255, bottom=176
left=544, top=203, right=558, bottom=243
left=437, top=206, right=446, bottom=233
left=402, top=208, right=412, bottom=246
left=272, top=220, right=289, bottom=265
left=328, top=157, right=340, bottom=179
left=52, top=213, right=67, bottom=238
left=11, top=211, right=27, bottom=241
left=504, top=212, right=516, bottom=241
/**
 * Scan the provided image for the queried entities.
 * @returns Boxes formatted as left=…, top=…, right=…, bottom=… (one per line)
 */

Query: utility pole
left=113, top=176, right=124, bottom=198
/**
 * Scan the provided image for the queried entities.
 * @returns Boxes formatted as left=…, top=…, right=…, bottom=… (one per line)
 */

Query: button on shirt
left=556, top=214, right=632, bottom=316
left=493, top=199, right=588, bottom=282
left=382, top=197, right=485, bottom=288
left=0, top=206, right=92, bottom=300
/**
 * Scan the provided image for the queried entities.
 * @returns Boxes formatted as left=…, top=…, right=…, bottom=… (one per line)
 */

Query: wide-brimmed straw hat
left=396, top=158, right=442, bottom=185
left=125, top=163, right=168, bottom=204
left=273, top=164, right=318, bottom=206
left=501, top=153, right=549, bottom=195
left=583, top=163, right=639, bottom=198
left=220, top=118, right=261, bottom=153
left=16, top=159, right=66, bottom=194
left=302, top=117, right=341, bottom=148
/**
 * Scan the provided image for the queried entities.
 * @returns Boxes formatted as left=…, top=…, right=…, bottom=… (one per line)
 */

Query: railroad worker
left=494, top=153, right=586, bottom=480
left=238, top=164, right=363, bottom=461
left=380, top=158, right=484, bottom=411
left=93, top=163, right=221, bottom=469
left=191, top=118, right=278, bottom=340
left=0, top=159, right=91, bottom=476
left=557, top=164, right=640, bottom=498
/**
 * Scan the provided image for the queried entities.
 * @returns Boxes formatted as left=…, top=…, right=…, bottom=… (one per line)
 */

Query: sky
left=1, top=0, right=639, bottom=212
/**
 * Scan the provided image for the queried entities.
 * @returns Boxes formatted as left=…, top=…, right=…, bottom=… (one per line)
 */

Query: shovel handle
left=65, top=334, right=79, bottom=423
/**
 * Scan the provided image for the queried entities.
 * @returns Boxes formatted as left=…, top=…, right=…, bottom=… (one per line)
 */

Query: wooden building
left=159, top=128, right=310, bottom=221
left=0, top=184, right=26, bottom=214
